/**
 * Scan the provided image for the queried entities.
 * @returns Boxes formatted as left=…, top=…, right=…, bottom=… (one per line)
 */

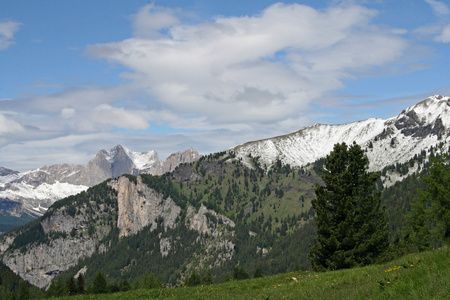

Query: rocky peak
left=0, top=167, right=19, bottom=177
left=402, top=95, right=449, bottom=126
left=387, top=95, right=449, bottom=139
left=163, top=148, right=202, bottom=173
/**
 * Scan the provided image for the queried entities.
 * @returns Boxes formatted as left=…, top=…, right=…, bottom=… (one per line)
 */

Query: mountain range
left=0, top=95, right=448, bottom=289
left=0, top=146, right=201, bottom=223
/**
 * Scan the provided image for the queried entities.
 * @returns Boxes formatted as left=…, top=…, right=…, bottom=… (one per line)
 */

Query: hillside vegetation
left=59, top=153, right=321, bottom=286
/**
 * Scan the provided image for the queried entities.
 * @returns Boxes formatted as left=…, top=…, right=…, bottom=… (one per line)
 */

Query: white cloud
left=0, top=21, right=21, bottom=50
left=86, top=3, right=411, bottom=134
left=436, top=24, right=450, bottom=42
left=0, top=113, right=24, bottom=134
left=61, top=107, right=76, bottom=119
left=131, top=3, right=181, bottom=38
left=422, top=0, right=450, bottom=43
left=425, top=0, right=449, bottom=17
left=90, top=104, right=149, bottom=130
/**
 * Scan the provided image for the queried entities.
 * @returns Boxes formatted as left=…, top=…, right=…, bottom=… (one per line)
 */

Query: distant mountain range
left=0, top=146, right=201, bottom=221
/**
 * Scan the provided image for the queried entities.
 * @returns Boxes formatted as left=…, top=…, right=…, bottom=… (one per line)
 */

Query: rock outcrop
left=3, top=237, right=98, bottom=289
left=1, top=200, right=113, bottom=289
left=108, top=176, right=181, bottom=238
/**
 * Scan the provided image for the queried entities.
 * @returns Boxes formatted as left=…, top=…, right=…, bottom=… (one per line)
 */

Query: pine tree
left=233, top=266, right=250, bottom=280
left=76, top=274, right=85, bottom=294
left=67, top=275, right=77, bottom=296
left=309, top=142, right=389, bottom=271
left=91, top=272, right=107, bottom=294
left=119, top=280, right=131, bottom=292
left=142, top=272, right=163, bottom=289
left=202, top=270, right=215, bottom=285
left=18, top=281, right=30, bottom=300
left=45, top=277, right=66, bottom=297
left=253, top=268, right=264, bottom=278
left=408, top=144, right=450, bottom=249
left=185, top=270, right=201, bottom=287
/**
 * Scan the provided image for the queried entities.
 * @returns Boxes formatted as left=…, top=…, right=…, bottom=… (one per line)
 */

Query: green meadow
left=56, top=246, right=449, bottom=300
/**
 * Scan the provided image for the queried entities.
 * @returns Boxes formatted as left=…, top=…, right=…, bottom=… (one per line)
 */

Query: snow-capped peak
left=101, top=144, right=160, bottom=170
left=405, top=95, right=450, bottom=127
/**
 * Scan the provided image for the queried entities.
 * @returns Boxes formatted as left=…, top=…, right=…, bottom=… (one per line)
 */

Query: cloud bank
left=86, top=3, right=410, bottom=133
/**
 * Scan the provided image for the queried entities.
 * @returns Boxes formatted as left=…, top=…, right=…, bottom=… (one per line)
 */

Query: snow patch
left=0, top=181, right=88, bottom=203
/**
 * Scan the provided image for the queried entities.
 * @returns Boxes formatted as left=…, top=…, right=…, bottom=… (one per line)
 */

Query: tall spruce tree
left=76, top=274, right=85, bottom=294
left=309, top=142, right=389, bottom=271
left=408, top=144, right=450, bottom=249
left=67, top=275, right=77, bottom=296
left=91, top=272, right=107, bottom=294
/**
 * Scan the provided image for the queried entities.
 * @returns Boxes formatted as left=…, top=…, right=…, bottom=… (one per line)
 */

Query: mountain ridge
left=231, top=95, right=449, bottom=173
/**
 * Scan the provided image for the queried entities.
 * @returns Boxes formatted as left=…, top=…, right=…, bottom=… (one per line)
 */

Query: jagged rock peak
left=401, top=95, right=450, bottom=127
left=0, top=167, right=19, bottom=177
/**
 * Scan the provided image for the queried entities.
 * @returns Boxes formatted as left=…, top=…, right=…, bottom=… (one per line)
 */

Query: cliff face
left=186, top=204, right=235, bottom=236
left=1, top=201, right=113, bottom=289
left=109, top=176, right=181, bottom=238
left=3, top=237, right=98, bottom=289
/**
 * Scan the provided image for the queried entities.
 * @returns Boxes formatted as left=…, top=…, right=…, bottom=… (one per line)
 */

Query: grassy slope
left=58, top=247, right=449, bottom=300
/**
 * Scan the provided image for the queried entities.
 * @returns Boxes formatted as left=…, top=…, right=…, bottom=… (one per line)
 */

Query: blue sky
left=1, top=0, right=449, bottom=171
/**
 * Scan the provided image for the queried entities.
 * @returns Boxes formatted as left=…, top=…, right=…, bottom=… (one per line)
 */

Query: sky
left=0, top=0, right=450, bottom=171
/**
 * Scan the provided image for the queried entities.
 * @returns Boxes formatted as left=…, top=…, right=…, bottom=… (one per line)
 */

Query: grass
left=56, top=246, right=449, bottom=299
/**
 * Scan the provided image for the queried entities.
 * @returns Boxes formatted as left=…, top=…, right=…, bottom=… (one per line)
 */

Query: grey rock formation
left=3, top=237, right=98, bottom=289
left=0, top=167, right=19, bottom=177
left=162, top=148, right=202, bottom=174
left=1, top=202, right=112, bottom=289
left=108, top=176, right=181, bottom=238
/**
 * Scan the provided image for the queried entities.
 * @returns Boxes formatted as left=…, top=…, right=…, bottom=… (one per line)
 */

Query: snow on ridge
left=101, top=144, right=160, bottom=170
left=232, top=95, right=450, bottom=172
left=128, top=149, right=160, bottom=170
left=234, top=118, right=386, bottom=169
left=384, top=95, right=450, bottom=128
left=0, top=181, right=88, bottom=202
